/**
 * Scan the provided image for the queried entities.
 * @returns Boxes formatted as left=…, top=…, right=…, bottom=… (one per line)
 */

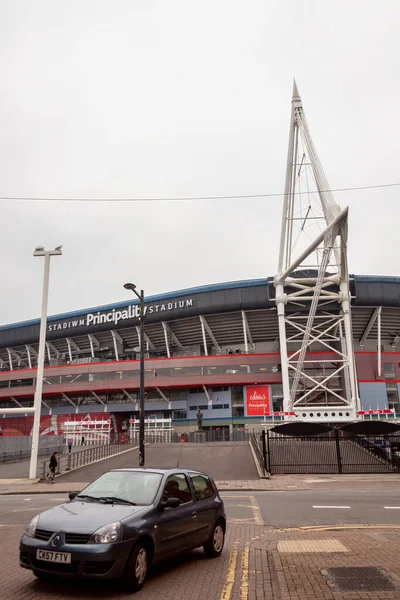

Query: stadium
left=0, top=274, right=399, bottom=440
left=1, top=83, right=399, bottom=442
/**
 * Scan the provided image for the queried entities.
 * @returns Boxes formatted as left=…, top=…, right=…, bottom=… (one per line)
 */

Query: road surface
left=2, top=489, right=400, bottom=528
left=58, top=442, right=259, bottom=482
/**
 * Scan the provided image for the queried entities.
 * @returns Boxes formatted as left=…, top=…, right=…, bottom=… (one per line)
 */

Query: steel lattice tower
left=274, top=82, right=360, bottom=422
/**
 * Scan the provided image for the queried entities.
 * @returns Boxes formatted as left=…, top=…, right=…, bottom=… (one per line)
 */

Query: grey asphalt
left=2, top=490, right=400, bottom=528
left=57, top=442, right=259, bottom=482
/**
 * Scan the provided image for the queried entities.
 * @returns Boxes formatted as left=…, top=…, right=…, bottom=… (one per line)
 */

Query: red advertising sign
left=245, top=385, right=270, bottom=416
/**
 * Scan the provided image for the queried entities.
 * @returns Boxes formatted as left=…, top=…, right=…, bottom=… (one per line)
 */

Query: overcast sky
left=0, top=0, right=399, bottom=326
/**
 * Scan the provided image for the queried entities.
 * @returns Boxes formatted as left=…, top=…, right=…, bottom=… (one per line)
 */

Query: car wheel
left=123, top=541, right=149, bottom=592
left=204, top=521, right=225, bottom=558
left=33, top=571, right=52, bottom=582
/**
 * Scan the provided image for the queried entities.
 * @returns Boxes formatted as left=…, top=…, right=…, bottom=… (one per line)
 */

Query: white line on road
left=312, top=506, right=351, bottom=509
left=12, top=507, right=50, bottom=512
left=384, top=506, right=400, bottom=509
left=24, top=498, right=31, bottom=501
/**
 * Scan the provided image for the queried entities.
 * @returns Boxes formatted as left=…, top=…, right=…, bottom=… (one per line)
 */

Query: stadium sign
left=48, top=298, right=194, bottom=333
left=245, top=385, right=270, bottom=416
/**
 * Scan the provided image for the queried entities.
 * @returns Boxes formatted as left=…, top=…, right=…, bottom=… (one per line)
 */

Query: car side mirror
left=160, top=497, right=180, bottom=510
left=69, top=492, right=78, bottom=501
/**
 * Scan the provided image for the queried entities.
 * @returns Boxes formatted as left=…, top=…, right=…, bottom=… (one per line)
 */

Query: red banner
left=245, top=385, right=270, bottom=416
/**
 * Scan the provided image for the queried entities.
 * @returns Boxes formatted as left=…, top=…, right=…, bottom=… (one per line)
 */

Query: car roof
left=109, top=467, right=207, bottom=476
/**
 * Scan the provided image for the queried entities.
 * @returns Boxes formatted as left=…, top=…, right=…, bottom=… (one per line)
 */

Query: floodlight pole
left=29, top=247, right=62, bottom=479
left=124, top=283, right=145, bottom=466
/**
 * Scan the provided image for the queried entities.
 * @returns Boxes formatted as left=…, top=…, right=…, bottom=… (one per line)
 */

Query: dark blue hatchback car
left=20, top=467, right=226, bottom=591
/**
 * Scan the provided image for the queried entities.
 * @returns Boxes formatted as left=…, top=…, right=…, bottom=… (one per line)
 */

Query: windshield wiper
left=76, top=494, right=104, bottom=503
left=97, top=496, right=136, bottom=506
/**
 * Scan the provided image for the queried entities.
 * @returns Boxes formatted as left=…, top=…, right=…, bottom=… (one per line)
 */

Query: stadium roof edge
left=2, top=274, right=400, bottom=333
left=0, top=277, right=269, bottom=332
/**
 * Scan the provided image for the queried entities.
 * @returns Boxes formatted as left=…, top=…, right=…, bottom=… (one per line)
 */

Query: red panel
left=0, top=412, right=106, bottom=437
left=245, top=385, right=270, bottom=416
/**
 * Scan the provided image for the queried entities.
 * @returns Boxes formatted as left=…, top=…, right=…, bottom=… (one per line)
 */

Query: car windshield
left=77, top=471, right=163, bottom=506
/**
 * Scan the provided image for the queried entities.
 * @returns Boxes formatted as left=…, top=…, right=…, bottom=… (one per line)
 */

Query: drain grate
left=322, top=566, right=399, bottom=592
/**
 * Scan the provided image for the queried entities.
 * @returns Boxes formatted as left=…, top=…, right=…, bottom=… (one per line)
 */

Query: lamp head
left=123, top=283, right=136, bottom=291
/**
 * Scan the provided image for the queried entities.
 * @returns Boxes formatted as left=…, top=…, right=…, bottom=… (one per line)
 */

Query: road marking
left=384, top=506, right=400, bottom=509
left=240, top=544, right=250, bottom=600
left=24, top=498, right=32, bottom=502
left=221, top=494, right=252, bottom=499
left=312, top=505, right=351, bottom=509
left=250, top=496, right=264, bottom=526
left=275, top=524, right=400, bottom=533
left=12, top=507, right=49, bottom=512
left=230, top=518, right=255, bottom=523
left=220, top=541, right=239, bottom=600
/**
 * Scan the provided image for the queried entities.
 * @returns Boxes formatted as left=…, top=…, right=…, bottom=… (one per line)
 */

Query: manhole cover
left=322, top=566, right=399, bottom=592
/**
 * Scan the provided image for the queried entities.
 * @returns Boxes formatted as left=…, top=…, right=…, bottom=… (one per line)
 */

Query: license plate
left=36, top=549, right=71, bottom=564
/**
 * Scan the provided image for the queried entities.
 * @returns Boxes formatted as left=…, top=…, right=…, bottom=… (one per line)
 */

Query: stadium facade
left=0, top=274, right=399, bottom=438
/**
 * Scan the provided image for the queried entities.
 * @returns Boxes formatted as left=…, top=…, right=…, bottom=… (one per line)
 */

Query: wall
left=187, top=390, right=231, bottom=421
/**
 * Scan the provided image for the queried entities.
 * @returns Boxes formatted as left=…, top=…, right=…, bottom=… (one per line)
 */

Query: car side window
left=190, top=475, right=215, bottom=501
left=163, top=474, right=193, bottom=505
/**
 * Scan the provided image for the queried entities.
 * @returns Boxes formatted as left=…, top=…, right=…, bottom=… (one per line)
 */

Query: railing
left=40, top=441, right=137, bottom=480
left=250, top=432, right=268, bottom=477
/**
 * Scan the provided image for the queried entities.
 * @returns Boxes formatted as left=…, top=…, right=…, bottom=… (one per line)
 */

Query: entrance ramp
left=57, top=442, right=258, bottom=482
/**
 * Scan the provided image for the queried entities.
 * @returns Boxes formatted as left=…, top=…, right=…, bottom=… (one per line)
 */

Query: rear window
left=190, top=475, right=215, bottom=501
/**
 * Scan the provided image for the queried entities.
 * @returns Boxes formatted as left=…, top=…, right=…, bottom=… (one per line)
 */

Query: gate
left=262, top=428, right=400, bottom=474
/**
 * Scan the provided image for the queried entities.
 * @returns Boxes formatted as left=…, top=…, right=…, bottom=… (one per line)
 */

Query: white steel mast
left=275, top=81, right=360, bottom=422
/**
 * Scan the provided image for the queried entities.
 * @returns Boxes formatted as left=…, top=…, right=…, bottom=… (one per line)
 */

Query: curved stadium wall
left=0, top=275, right=400, bottom=437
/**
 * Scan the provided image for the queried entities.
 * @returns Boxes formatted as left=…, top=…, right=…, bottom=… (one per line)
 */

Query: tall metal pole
left=139, top=290, right=145, bottom=467
left=29, top=253, right=51, bottom=479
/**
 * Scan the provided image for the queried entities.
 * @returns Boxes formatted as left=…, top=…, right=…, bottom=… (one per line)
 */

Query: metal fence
left=261, top=429, right=400, bottom=474
left=40, top=441, right=137, bottom=480
left=0, top=435, right=64, bottom=463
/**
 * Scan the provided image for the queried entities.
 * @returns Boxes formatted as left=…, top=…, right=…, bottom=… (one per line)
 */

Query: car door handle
left=192, top=512, right=197, bottom=518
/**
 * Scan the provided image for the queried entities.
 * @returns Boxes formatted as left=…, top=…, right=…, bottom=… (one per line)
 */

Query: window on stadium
left=173, top=411, right=187, bottom=420
left=384, top=363, right=396, bottom=379
left=231, top=386, right=244, bottom=405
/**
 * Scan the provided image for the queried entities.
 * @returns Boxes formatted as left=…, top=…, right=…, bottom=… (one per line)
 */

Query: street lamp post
left=124, top=283, right=145, bottom=466
left=29, top=246, right=62, bottom=479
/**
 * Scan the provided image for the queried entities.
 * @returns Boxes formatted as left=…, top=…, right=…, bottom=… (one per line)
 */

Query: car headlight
left=25, top=515, right=39, bottom=538
left=88, top=522, right=121, bottom=544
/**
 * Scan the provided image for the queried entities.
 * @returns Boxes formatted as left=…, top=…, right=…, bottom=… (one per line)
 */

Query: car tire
left=33, top=571, right=51, bottom=582
left=123, top=541, right=150, bottom=592
left=204, top=520, right=225, bottom=558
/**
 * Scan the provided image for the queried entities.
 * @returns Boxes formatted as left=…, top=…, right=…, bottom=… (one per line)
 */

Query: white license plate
left=36, top=549, right=71, bottom=564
